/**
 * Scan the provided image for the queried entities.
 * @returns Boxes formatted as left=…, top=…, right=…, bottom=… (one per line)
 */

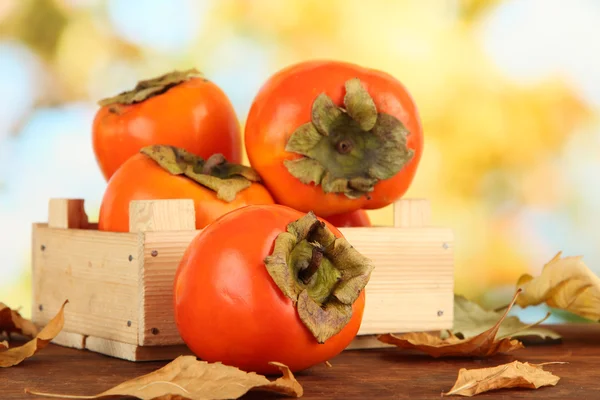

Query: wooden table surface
left=3, top=324, right=600, bottom=399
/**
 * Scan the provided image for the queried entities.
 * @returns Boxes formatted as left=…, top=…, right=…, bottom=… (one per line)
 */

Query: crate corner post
left=130, top=198, right=197, bottom=361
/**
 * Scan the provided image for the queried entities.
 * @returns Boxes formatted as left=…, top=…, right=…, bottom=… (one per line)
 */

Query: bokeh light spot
left=107, top=0, right=209, bottom=53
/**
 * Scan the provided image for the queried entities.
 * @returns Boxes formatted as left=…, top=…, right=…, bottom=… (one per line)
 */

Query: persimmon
left=98, top=145, right=274, bottom=232
left=92, top=69, right=242, bottom=181
left=245, top=60, right=423, bottom=217
left=173, top=204, right=374, bottom=374
left=325, top=209, right=371, bottom=227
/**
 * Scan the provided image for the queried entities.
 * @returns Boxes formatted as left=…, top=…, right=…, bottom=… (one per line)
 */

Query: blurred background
left=1, top=0, right=598, bottom=323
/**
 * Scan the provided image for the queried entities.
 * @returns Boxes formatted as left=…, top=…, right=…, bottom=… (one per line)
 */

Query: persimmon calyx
left=140, top=145, right=261, bottom=202
left=264, top=212, right=374, bottom=343
left=283, top=78, right=414, bottom=199
left=98, top=68, right=203, bottom=107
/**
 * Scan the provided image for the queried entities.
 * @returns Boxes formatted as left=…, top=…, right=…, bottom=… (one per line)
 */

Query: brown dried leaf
left=442, top=361, right=564, bottom=397
left=0, top=302, right=39, bottom=338
left=377, top=289, right=524, bottom=358
left=26, top=355, right=303, bottom=399
left=0, top=300, right=68, bottom=367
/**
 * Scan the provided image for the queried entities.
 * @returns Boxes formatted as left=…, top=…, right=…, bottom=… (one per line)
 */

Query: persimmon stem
left=201, top=153, right=227, bottom=175
left=299, top=245, right=324, bottom=284
left=336, top=139, right=354, bottom=154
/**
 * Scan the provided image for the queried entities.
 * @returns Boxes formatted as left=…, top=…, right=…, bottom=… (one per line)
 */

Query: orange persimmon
left=98, top=145, right=274, bottom=232
left=325, top=209, right=372, bottom=227
left=173, top=204, right=374, bottom=374
left=245, top=60, right=423, bottom=217
left=93, top=69, right=242, bottom=181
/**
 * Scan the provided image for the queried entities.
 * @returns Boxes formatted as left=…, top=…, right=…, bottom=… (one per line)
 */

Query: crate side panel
left=139, top=230, right=199, bottom=346
left=339, top=227, right=454, bottom=335
left=139, top=227, right=453, bottom=346
left=31, top=225, right=141, bottom=344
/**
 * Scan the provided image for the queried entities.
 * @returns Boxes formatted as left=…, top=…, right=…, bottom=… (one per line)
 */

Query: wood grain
left=139, top=230, right=198, bottom=346
left=85, top=335, right=193, bottom=362
left=129, top=199, right=196, bottom=233
left=3, top=324, right=598, bottom=399
left=48, top=198, right=89, bottom=229
left=138, top=226, right=453, bottom=347
left=341, top=226, right=454, bottom=335
left=31, top=223, right=141, bottom=344
left=393, top=198, right=431, bottom=228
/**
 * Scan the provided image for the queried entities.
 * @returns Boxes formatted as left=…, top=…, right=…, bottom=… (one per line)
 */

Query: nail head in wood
left=128, top=255, right=133, bottom=262
left=151, top=250, right=158, bottom=257
left=40, top=245, right=46, bottom=251
left=151, top=328, right=159, bottom=335
left=437, top=310, right=444, bottom=317
left=127, top=321, right=132, bottom=327
left=38, top=304, right=43, bottom=311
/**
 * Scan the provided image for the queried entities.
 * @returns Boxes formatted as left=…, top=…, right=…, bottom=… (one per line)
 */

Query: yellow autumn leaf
left=516, top=251, right=600, bottom=321
left=442, top=361, right=564, bottom=397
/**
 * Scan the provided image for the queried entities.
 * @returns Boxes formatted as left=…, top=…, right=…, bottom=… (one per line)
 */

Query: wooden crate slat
left=393, top=198, right=431, bottom=227
left=48, top=198, right=90, bottom=229
left=52, top=330, right=86, bottom=350
left=128, top=199, right=199, bottom=346
left=138, top=226, right=453, bottom=347
left=31, top=223, right=141, bottom=344
left=342, top=226, right=453, bottom=335
left=86, top=336, right=193, bottom=362
left=138, top=230, right=199, bottom=346
left=129, top=199, right=196, bottom=233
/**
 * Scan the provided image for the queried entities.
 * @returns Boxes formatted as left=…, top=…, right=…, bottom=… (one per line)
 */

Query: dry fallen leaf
left=442, top=360, right=564, bottom=397
left=449, top=295, right=561, bottom=343
left=377, top=289, right=524, bottom=358
left=0, top=302, right=39, bottom=338
left=26, top=355, right=303, bottom=399
left=0, top=300, right=68, bottom=368
left=516, top=251, right=600, bottom=321
left=0, top=340, right=7, bottom=351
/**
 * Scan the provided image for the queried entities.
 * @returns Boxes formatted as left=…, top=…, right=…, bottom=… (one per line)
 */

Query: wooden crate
left=31, top=198, right=454, bottom=361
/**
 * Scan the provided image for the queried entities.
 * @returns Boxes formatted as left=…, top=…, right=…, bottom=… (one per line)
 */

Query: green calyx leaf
left=284, top=77, right=415, bottom=199
left=140, top=145, right=260, bottom=202
left=98, top=69, right=204, bottom=107
left=263, top=212, right=374, bottom=343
